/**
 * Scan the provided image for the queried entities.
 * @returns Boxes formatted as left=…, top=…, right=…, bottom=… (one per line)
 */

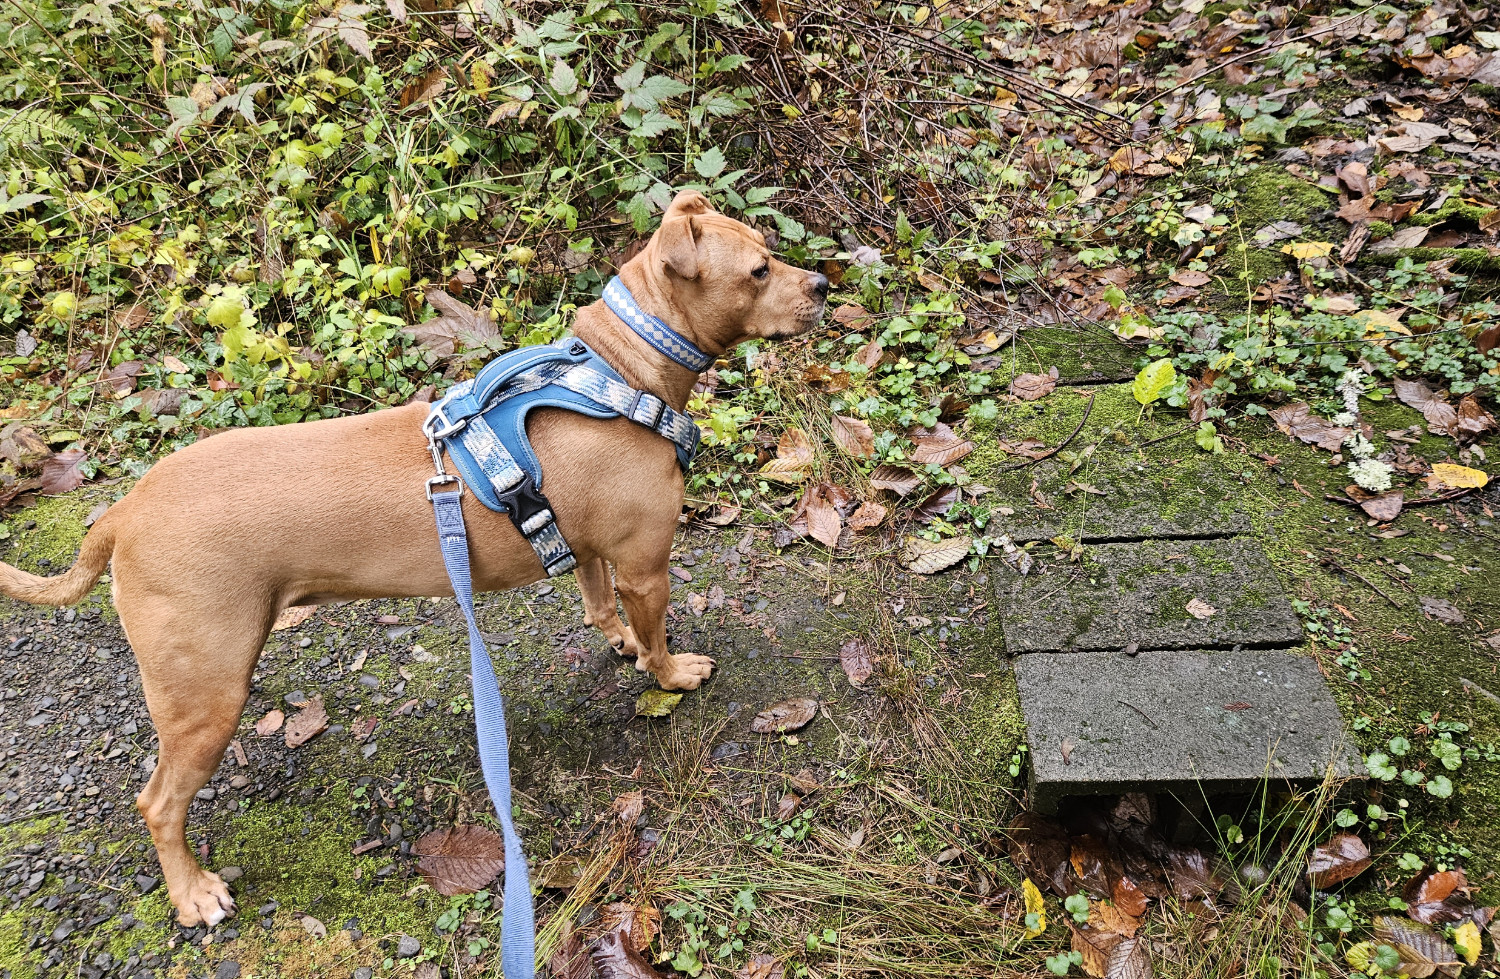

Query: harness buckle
left=423, top=404, right=468, bottom=441
left=494, top=473, right=552, bottom=534
left=426, top=474, right=464, bottom=501
left=627, top=390, right=667, bottom=431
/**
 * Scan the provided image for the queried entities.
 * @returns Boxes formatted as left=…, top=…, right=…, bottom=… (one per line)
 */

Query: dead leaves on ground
left=283, top=695, right=328, bottom=748
left=1268, top=403, right=1352, bottom=452
left=1395, top=379, right=1496, bottom=444
left=1305, top=833, right=1372, bottom=889
left=414, top=824, right=505, bottom=896
left=839, top=636, right=875, bottom=687
left=750, top=697, right=817, bottom=734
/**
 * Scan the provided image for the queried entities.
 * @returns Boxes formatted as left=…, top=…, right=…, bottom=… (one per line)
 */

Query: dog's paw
left=174, top=870, right=236, bottom=928
left=651, top=653, right=716, bottom=690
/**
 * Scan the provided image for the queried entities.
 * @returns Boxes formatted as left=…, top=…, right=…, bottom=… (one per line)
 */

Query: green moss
left=0, top=491, right=104, bottom=575
left=1236, top=166, right=1329, bottom=229
left=1405, top=196, right=1496, bottom=228
left=1358, top=248, right=1500, bottom=275
left=1367, top=220, right=1394, bottom=240
left=0, top=914, right=38, bottom=979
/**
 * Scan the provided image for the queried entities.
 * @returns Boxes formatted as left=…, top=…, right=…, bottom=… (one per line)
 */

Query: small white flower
left=1333, top=411, right=1357, bottom=426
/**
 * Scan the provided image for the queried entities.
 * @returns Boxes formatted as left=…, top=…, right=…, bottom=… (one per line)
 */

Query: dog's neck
left=570, top=268, right=712, bottom=410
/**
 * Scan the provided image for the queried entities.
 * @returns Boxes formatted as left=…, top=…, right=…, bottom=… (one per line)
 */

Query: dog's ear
left=665, top=189, right=713, bottom=217
left=657, top=212, right=702, bottom=280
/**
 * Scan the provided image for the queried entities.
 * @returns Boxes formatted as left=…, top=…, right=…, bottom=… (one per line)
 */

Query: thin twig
left=997, top=391, right=1096, bottom=471
left=1319, top=555, right=1403, bottom=610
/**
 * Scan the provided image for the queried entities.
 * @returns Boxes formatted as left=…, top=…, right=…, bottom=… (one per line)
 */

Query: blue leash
left=429, top=477, right=535, bottom=978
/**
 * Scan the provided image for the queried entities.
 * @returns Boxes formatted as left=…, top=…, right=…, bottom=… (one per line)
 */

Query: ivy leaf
left=693, top=146, right=727, bottom=179
left=551, top=59, right=579, bottom=97
left=1132, top=359, right=1176, bottom=407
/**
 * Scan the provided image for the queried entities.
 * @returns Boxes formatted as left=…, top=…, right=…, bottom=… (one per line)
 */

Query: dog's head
left=631, top=190, right=827, bottom=354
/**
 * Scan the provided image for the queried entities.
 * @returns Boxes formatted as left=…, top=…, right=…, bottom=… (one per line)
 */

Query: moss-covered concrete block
left=1016, top=649, right=1361, bottom=812
left=996, top=537, right=1302, bottom=654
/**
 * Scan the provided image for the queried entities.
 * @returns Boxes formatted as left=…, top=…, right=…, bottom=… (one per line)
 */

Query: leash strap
left=430, top=484, right=536, bottom=978
left=603, top=276, right=714, bottom=373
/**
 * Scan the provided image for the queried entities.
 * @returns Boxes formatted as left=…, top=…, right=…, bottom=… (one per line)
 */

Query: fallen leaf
left=735, top=953, right=784, bottom=979
left=1185, top=598, right=1216, bottom=620
left=613, top=790, right=645, bottom=826
left=601, top=902, right=662, bottom=955
left=1022, top=878, right=1047, bottom=938
left=831, top=303, right=872, bottom=329
left=776, top=791, right=800, bottom=821
left=590, top=926, right=665, bottom=979
left=846, top=500, right=887, bottom=532
left=750, top=698, right=818, bottom=734
left=407, top=289, right=497, bottom=358
left=1418, top=596, right=1464, bottom=625
left=1455, top=395, right=1496, bottom=441
left=900, top=535, right=972, bottom=574
left=1405, top=867, right=1473, bottom=925
left=913, top=485, right=959, bottom=523
left=909, top=422, right=975, bottom=466
left=415, top=825, right=505, bottom=896
left=1113, top=876, right=1149, bottom=917
left=1011, top=371, right=1057, bottom=401
left=1373, top=916, right=1461, bottom=978
left=284, top=696, right=328, bottom=748
left=635, top=689, right=683, bottom=718
left=804, top=485, right=843, bottom=548
left=399, top=67, right=448, bottom=109
left=254, top=709, right=285, bottom=736
left=0, top=426, right=49, bottom=466
left=1428, top=463, right=1488, bottom=490
left=39, top=449, right=87, bottom=495
left=1071, top=921, right=1123, bottom=977
left=1170, top=269, right=1212, bottom=287
left=1453, top=920, right=1481, bottom=967
left=1280, top=241, right=1333, bottom=260
left=1306, top=833, right=1372, bottom=889
left=870, top=464, right=921, bottom=496
left=762, top=427, right=816, bottom=482
left=1269, top=403, right=1351, bottom=452
left=831, top=415, right=874, bottom=458
left=1107, top=937, right=1153, bottom=979
left=272, top=605, right=316, bottom=631
left=1359, top=490, right=1404, bottom=522
left=1252, top=221, right=1304, bottom=246
left=839, top=637, right=874, bottom=686
left=548, top=920, right=593, bottom=979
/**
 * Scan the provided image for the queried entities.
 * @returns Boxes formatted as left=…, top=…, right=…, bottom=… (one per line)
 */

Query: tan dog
left=0, top=190, right=827, bottom=927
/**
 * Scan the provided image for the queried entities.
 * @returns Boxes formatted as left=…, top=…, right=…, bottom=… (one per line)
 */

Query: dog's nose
left=808, top=272, right=829, bottom=299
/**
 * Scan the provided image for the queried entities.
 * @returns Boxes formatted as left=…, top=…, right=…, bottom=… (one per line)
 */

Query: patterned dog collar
left=602, top=276, right=714, bottom=373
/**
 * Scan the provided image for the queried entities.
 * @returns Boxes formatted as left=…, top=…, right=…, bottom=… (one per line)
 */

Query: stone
left=215, top=962, right=241, bottom=979
left=218, top=866, right=243, bottom=882
left=396, top=934, right=421, bottom=958
left=1015, top=649, right=1361, bottom=812
left=997, top=537, right=1302, bottom=654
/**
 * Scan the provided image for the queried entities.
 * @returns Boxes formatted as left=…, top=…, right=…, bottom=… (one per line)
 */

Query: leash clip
left=426, top=473, right=464, bottom=501
left=423, top=404, right=468, bottom=441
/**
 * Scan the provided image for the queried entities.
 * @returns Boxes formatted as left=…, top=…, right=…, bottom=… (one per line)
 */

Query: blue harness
left=423, top=278, right=708, bottom=977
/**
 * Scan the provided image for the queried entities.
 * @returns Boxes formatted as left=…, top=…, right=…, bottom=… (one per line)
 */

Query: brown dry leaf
left=591, top=926, right=665, bottom=979
left=846, top=500, right=887, bottom=532
left=1165, top=847, right=1220, bottom=900
left=1107, top=937, right=1154, bottom=979
left=1306, top=833, right=1371, bottom=889
left=1011, top=370, right=1058, bottom=401
left=1113, top=876, right=1149, bottom=917
left=805, top=487, right=842, bottom=548
left=1091, top=901, right=1142, bottom=938
left=831, top=303, right=872, bottom=330
left=762, top=427, right=816, bottom=482
left=613, top=790, right=645, bottom=827
left=900, top=535, right=972, bottom=574
left=870, top=464, right=921, bottom=496
left=102, top=360, right=144, bottom=396
left=272, top=605, right=316, bottom=631
left=909, top=422, right=975, bottom=466
left=601, top=902, right=662, bottom=955
left=854, top=338, right=884, bottom=369
left=414, top=825, right=505, bottom=896
left=399, top=67, right=448, bottom=108
left=1185, top=598, right=1216, bottom=620
left=913, top=485, right=959, bottom=523
left=831, top=415, right=874, bottom=458
left=1268, top=403, right=1351, bottom=452
left=1419, top=596, right=1464, bottom=625
left=995, top=437, right=1051, bottom=460
left=284, top=696, right=329, bottom=748
left=1373, top=916, right=1461, bottom=978
left=736, top=953, right=784, bottom=979
left=776, top=791, right=800, bottom=821
left=1071, top=922, right=1124, bottom=978
left=1455, top=394, right=1496, bottom=441
left=0, top=426, right=49, bottom=466
left=750, top=698, right=818, bottom=734
left=254, top=709, right=285, bottom=736
left=40, top=449, right=87, bottom=495
left=1359, top=491, right=1404, bottom=522
left=298, top=913, right=327, bottom=938
left=839, top=637, right=874, bottom=687
left=1405, top=868, right=1473, bottom=925
left=408, top=289, right=497, bottom=357
left=1393, top=379, right=1460, bottom=436
left=548, top=920, right=593, bottom=979
left=1169, top=269, right=1212, bottom=287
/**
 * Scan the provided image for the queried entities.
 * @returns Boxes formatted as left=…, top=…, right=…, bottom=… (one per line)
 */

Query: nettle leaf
left=1133, top=359, right=1177, bottom=407
left=622, top=192, right=655, bottom=233
left=550, top=58, right=578, bottom=97
left=630, top=111, right=680, bottom=138
left=628, top=74, right=691, bottom=112
left=693, top=146, right=727, bottom=179
left=613, top=61, right=646, bottom=93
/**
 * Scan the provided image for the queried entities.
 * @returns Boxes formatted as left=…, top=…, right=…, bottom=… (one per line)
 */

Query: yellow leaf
left=1430, top=463, right=1489, bottom=490
left=1345, top=942, right=1375, bottom=972
left=1022, top=878, right=1047, bottom=939
left=1453, top=920, right=1480, bottom=966
left=1280, top=241, right=1333, bottom=260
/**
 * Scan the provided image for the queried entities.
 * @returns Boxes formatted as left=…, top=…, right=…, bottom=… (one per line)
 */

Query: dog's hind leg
left=119, top=592, right=270, bottom=927
left=614, top=554, right=715, bottom=691
left=576, top=557, right=635, bottom=653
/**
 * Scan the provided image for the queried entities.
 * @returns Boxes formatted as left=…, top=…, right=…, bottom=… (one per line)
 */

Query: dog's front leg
left=615, top=559, right=714, bottom=690
left=575, top=557, right=637, bottom=654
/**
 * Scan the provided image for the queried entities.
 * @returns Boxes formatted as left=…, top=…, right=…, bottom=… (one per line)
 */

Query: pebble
left=196, top=788, right=216, bottom=800
left=215, top=962, right=241, bottom=979
left=354, top=970, right=373, bottom=979
left=219, top=866, right=244, bottom=882
left=396, top=934, right=421, bottom=958
left=51, top=918, right=77, bottom=942
left=134, top=875, right=158, bottom=894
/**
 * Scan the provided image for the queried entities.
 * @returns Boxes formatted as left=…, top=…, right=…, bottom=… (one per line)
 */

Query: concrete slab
left=1015, top=649, right=1360, bottom=812
left=997, top=537, right=1303, bottom=654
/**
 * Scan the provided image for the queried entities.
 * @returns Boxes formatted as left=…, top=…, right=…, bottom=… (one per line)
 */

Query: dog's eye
left=751, top=264, right=769, bottom=280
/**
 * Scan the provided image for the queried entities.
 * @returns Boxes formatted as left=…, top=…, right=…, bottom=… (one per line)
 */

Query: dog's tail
left=0, top=508, right=115, bottom=606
